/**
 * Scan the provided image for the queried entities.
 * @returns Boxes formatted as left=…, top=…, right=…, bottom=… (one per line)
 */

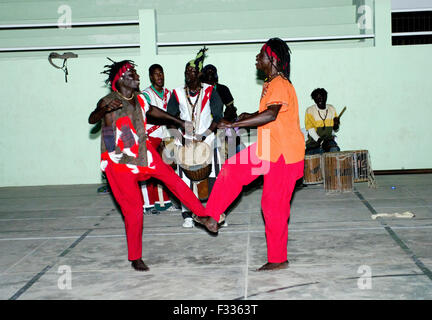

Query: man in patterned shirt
left=88, top=59, right=206, bottom=271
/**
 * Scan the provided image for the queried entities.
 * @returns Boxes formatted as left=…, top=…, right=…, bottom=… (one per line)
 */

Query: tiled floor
left=0, top=174, right=431, bottom=300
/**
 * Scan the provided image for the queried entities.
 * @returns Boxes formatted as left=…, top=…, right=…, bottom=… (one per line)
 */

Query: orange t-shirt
left=256, top=75, right=305, bottom=164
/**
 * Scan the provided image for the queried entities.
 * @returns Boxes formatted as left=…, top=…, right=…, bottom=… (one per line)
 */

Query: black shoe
left=144, top=208, right=160, bottom=215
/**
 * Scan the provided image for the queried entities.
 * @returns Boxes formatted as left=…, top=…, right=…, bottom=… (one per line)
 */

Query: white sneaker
left=182, top=217, right=194, bottom=228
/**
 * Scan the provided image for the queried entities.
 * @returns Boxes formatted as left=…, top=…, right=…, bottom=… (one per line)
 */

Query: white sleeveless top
left=142, top=86, right=171, bottom=139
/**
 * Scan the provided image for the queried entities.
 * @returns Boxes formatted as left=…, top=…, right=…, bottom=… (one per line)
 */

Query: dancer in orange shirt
left=195, top=38, right=305, bottom=271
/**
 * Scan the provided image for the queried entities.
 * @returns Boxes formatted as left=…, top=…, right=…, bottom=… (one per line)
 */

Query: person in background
left=304, top=88, right=340, bottom=155
left=201, top=64, right=238, bottom=122
left=201, top=64, right=244, bottom=160
left=140, top=64, right=176, bottom=214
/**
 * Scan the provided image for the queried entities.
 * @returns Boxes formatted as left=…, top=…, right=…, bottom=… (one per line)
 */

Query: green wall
left=0, top=0, right=431, bottom=187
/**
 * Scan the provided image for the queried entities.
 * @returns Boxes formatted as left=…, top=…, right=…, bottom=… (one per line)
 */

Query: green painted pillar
left=374, top=0, right=392, bottom=48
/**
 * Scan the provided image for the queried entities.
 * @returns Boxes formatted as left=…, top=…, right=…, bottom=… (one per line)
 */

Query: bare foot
left=193, top=215, right=219, bottom=233
left=131, top=259, right=150, bottom=271
left=257, top=261, right=289, bottom=271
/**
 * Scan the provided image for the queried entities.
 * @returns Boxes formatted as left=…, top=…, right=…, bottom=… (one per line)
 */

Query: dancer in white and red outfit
left=195, top=38, right=305, bottom=271
left=140, top=64, right=174, bottom=213
left=167, top=48, right=224, bottom=228
left=88, top=59, right=206, bottom=271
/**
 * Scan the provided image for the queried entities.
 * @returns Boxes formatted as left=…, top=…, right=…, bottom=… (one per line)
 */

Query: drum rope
left=367, top=152, right=377, bottom=188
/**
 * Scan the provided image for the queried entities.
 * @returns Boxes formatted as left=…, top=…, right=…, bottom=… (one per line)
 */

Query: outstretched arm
left=147, top=104, right=185, bottom=131
left=88, top=98, right=123, bottom=124
left=218, top=104, right=281, bottom=129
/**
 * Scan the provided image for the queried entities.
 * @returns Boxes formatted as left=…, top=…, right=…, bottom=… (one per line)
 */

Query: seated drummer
left=304, top=88, right=341, bottom=155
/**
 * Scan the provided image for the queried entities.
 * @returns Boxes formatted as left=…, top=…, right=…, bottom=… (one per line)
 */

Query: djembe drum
left=323, top=152, right=354, bottom=193
left=178, top=141, right=212, bottom=181
left=303, top=154, right=324, bottom=184
left=178, top=141, right=212, bottom=200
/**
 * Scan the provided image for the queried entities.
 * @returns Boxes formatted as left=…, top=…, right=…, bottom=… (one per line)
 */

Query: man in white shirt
left=167, top=48, right=224, bottom=228
left=140, top=64, right=175, bottom=214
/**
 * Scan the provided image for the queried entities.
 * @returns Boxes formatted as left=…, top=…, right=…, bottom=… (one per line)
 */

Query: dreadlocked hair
left=101, top=57, right=136, bottom=87
left=265, top=38, right=292, bottom=82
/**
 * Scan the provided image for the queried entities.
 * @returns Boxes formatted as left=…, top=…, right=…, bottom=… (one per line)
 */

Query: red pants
left=205, top=143, right=304, bottom=263
left=105, top=143, right=206, bottom=261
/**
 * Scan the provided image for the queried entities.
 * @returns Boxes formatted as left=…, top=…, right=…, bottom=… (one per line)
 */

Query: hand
left=237, top=112, right=251, bottom=121
left=217, top=119, right=233, bottom=129
left=333, top=117, right=340, bottom=127
left=104, top=98, right=123, bottom=113
left=108, top=151, right=123, bottom=163
left=321, top=138, right=332, bottom=152
left=194, top=133, right=207, bottom=142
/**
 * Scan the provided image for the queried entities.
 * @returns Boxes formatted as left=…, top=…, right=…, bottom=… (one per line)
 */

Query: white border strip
left=0, top=34, right=375, bottom=52
left=0, top=20, right=139, bottom=29
left=0, top=43, right=139, bottom=52
left=392, top=31, right=432, bottom=36
left=157, top=34, right=375, bottom=47
left=392, top=8, right=432, bottom=13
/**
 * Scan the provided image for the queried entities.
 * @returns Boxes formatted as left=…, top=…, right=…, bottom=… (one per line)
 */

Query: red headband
left=111, top=63, right=133, bottom=91
left=262, top=44, right=280, bottom=62
left=262, top=43, right=288, bottom=71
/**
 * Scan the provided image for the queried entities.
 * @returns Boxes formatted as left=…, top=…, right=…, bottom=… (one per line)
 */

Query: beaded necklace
left=317, top=105, right=328, bottom=128
left=264, top=72, right=284, bottom=83
left=185, top=86, right=202, bottom=122
left=185, top=85, right=203, bottom=137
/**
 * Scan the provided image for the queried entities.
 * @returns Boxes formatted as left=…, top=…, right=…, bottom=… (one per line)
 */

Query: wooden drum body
left=303, top=154, right=324, bottom=184
left=195, top=178, right=209, bottom=201
left=178, top=141, right=212, bottom=181
left=323, top=152, right=354, bottom=193
left=345, top=150, right=370, bottom=182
